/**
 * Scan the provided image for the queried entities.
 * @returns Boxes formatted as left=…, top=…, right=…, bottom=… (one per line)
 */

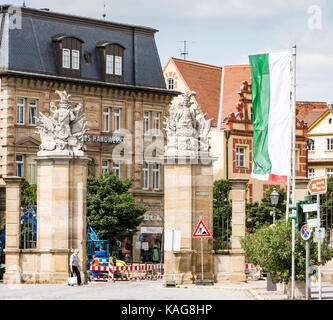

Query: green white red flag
left=249, top=50, right=292, bottom=183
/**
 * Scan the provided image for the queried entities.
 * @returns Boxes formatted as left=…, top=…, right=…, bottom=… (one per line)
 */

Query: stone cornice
left=0, top=72, right=179, bottom=102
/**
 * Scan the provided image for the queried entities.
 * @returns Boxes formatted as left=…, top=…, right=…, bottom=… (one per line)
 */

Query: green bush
left=241, top=219, right=333, bottom=284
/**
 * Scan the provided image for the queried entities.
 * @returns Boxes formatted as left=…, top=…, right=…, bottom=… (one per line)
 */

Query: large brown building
left=0, top=5, right=178, bottom=263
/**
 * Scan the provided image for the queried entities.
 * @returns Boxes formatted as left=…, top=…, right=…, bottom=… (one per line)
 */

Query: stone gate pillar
left=162, top=91, right=215, bottom=286
left=228, top=178, right=248, bottom=282
left=163, top=161, right=214, bottom=285
left=36, top=156, right=89, bottom=283
left=3, top=176, right=24, bottom=284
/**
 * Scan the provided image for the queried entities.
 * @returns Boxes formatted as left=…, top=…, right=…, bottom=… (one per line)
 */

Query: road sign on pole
left=192, top=218, right=211, bottom=238
left=193, top=218, right=211, bottom=282
left=307, top=177, right=327, bottom=195
left=302, top=203, right=318, bottom=213
left=300, top=224, right=311, bottom=241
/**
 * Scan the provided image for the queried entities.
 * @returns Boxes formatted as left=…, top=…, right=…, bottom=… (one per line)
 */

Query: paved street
left=0, top=280, right=254, bottom=300
left=2, top=278, right=333, bottom=300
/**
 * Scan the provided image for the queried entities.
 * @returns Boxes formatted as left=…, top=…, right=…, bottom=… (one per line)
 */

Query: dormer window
left=114, top=56, right=122, bottom=75
left=53, top=34, right=84, bottom=77
left=97, top=41, right=125, bottom=83
left=106, top=55, right=113, bottom=75
left=72, top=50, right=80, bottom=70
left=62, top=49, right=70, bottom=68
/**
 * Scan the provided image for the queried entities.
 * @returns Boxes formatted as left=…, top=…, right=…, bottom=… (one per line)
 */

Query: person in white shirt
left=69, top=248, right=82, bottom=285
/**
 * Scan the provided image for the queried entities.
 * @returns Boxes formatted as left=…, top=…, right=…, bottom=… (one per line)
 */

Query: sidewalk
left=181, top=279, right=333, bottom=300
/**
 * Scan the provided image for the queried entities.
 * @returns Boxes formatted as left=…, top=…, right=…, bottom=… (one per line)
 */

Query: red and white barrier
left=245, top=263, right=261, bottom=280
left=90, top=263, right=164, bottom=282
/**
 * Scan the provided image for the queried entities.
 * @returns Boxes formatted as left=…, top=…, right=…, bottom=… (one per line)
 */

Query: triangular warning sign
left=193, top=219, right=211, bottom=237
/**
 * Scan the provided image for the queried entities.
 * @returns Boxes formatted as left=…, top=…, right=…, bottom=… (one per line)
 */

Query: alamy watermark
left=0, top=6, right=22, bottom=31
left=307, top=5, right=322, bottom=30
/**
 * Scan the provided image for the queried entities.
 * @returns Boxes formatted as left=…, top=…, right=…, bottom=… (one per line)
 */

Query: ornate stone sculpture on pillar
left=36, top=90, right=87, bottom=157
left=164, top=91, right=213, bottom=160
left=163, top=91, right=215, bottom=285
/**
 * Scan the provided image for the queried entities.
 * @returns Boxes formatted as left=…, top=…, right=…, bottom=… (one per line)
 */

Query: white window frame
left=113, top=161, right=120, bottom=178
left=16, top=154, right=24, bottom=177
left=27, top=156, right=37, bottom=185
left=106, top=54, right=114, bottom=75
left=114, top=56, right=122, bottom=75
left=308, top=139, right=315, bottom=152
left=153, top=112, right=161, bottom=136
left=17, top=98, right=25, bottom=125
left=113, top=108, right=121, bottom=133
left=102, top=160, right=109, bottom=176
left=236, top=147, right=246, bottom=168
left=308, top=168, right=315, bottom=179
left=326, top=168, right=333, bottom=177
left=142, top=162, right=149, bottom=190
left=144, top=111, right=151, bottom=136
left=327, top=138, right=333, bottom=151
left=71, top=50, right=80, bottom=70
left=62, top=48, right=71, bottom=69
left=168, top=78, right=174, bottom=90
left=28, top=99, right=37, bottom=126
left=152, top=163, right=160, bottom=190
left=103, top=107, right=111, bottom=132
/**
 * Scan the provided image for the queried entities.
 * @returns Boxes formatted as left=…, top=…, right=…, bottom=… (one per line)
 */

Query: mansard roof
left=0, top=5, right=170, bottom=92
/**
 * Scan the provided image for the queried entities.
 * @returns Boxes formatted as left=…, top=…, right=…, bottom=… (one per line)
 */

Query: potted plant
left=241, top=219, right=333, bottom=299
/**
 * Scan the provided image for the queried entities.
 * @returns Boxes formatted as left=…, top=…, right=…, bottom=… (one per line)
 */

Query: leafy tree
left=241, top=218, right=333, bottom=284
left=213, top=179, right=232, bottom=250
left=87, top=170, right=146, bottom=251
left=246, top=186, right=286, bottom=233
left=21, top=179, right=37, bottom=208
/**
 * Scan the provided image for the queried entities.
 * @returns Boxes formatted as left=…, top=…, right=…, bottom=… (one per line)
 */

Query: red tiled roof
left=171, top=58, right=222, bottom=127
left=221, top=65, right=251, bottom=128
left=296, top=101, right=328, bottom=127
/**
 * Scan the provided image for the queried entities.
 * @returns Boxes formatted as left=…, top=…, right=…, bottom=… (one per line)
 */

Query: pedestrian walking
left=70, top=248, right=82, bottom=285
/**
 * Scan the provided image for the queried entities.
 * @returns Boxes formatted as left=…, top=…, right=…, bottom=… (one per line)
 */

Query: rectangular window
left=308, top=139, right=315, bottom=151
left=168, top=78, right=174, bottom=90
left=27, top=156, right=37, bottom=184
left=326, top=168, right=333, bottom=177
left=114, top=108, right=121, bottom=133
left=114, top=56, right=122, bottom=75
left=72, top=50, right=80, bottom=70
left=308, top=168, right=315, bottom=179
left=106, top=55, right=114, bottom=74
left=236, top=147, right=246, bottom=168
left=17, top=98, right=25, bottom=125
left=152, top=163, right=160, bottom=190
left=103, top=107, right=111, bottom=132
left=102, top=160, right=109, bottom=176
left=144, top=111, right=150, bottom=135
left=28, top=99, right=37, bottom=125
left=16, top=154, right=24, bottom=177
left=62, top=48, right=71, bottom=68
left=153, top=112, right=161, bottom=135
left=142, top=162, right=149, bottom=190
left=327, top=138, right=333, bottom=151
left=113, top=161, right=120, bottom=178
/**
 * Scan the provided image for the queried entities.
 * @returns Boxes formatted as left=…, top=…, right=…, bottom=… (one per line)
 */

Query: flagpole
left=291, top=45, right=297, bottom=300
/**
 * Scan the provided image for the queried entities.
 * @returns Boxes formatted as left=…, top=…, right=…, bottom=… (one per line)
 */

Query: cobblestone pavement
left=1, top=279, right=332, bottom=300
left=0, top=280, right=254, bottom=300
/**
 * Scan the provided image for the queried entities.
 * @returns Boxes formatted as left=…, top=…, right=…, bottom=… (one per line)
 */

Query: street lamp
left=270, top=188, right=279, bottom=224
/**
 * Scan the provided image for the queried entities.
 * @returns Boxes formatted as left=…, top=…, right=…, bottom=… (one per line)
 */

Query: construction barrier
left=90, top=263, right=164, bottom=282
left=245, top=263, right=262, bottom=280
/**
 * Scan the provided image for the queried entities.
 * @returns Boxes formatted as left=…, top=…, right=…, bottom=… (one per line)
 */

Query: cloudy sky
left=8, top=0, right=333, bottom=103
